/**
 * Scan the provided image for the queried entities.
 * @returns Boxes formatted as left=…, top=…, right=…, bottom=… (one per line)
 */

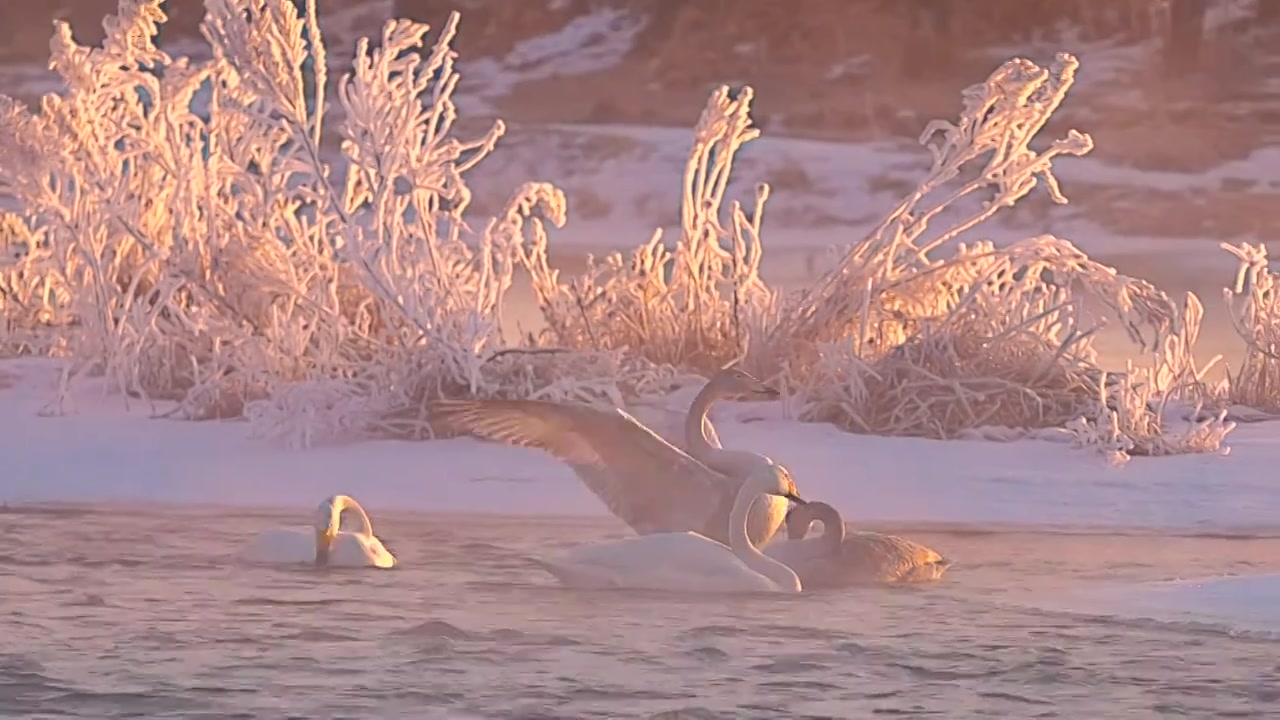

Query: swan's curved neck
left=685, top=380, right=727, bottom=458
left=730, top=488, right=801, bottom=592
left=811, top=504, right=846, bottom=555
left=686, top=381, right=769, bottom=479
left=331, top=495, right=375, bottom=538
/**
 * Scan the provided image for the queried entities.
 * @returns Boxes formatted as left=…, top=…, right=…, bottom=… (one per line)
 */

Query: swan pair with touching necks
left=430, top=365, right=952, bottom=590
left=243, top=494, right=396, bottom=569
left=538, top=463, right=808, bottom=593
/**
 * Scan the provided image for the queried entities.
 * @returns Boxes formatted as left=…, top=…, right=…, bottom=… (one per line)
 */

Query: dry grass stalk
left=1222, top=242, right=1280, bottom=412
left=515, top=85, right=775, bottom=375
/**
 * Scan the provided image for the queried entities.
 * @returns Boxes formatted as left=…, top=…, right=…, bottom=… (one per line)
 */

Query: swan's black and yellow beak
left=784, top=491, right=805, bottom=506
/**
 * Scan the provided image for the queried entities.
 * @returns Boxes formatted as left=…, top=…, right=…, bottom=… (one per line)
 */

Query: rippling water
left=3, top=505, right=1279, bottom=718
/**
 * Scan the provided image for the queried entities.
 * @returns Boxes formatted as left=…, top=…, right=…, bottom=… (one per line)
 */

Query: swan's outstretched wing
left=429, top=399, right=735, bottom=537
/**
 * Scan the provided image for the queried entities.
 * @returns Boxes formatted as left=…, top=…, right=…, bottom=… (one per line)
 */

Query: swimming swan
left=429, top=367, right=787, bottom=548
left=536, top=463, right=807, bottom=593
left=767, top=501, right=950, bottom=587
left=243, top=494, right=396, bottom=569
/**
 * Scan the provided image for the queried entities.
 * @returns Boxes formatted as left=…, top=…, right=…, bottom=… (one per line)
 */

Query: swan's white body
left=537, top=464, right=805, bottom=593
left=762, top=533, right=827, bottom=569
left=243, top=494, right=396, bottom=569
left=540, top=532, right=785, bottom=592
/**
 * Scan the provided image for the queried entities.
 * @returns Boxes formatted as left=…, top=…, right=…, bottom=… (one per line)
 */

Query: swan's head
left=785, top=503, right=814, bottom=540
left=785, top=500, right=837, bottom=540
left=712, top=365, right=780, bottom=400
left=750, top=463, right=805, bottom=505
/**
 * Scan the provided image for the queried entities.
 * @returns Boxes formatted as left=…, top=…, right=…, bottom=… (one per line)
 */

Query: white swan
left=766, top=501, right=950, bottom=587
left=428, top=366, right=787, bottom=548
left=682, top=365, right=790, bottom=548
left=243, top=494, right=396, bottom=569
left=535, top=463, right=806, bottom=593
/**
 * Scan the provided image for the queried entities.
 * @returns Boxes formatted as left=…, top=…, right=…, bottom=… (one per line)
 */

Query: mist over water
left=4, top=505, right=1279, bottom=718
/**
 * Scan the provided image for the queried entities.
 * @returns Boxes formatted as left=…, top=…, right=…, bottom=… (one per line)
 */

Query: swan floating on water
left=429, top=366, right=788, bottom=548
left=243, top=494, right=396, bottom=569
left=766, top=501, right=951, bottom=587
left=535, top=462, right=807, bottom=593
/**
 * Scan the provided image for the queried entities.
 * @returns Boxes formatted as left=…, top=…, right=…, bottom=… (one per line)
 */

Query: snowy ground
left=14, top=352, right=1278, bottom=633
left=1048, top=574, right=1280, bottom=638
left=469, top=122, right=1279, bottom=255
left=3, top=357, right=1276, bottom=534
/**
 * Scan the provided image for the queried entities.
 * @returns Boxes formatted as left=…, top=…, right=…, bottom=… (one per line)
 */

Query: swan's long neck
left=729, top=488, right=801, bottom=592
left=685, top=380, right=727, bottom=458
left=810, top=503, right=846, bottom=556
left=686, top=381, right=766, bottom=478
left=332, top=495, right=374, bottom=538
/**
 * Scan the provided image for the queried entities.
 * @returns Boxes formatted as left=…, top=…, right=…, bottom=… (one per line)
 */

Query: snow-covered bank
left=469, top=122, right=1278, bottom=259
left=1051, top=574, right=1280, bottom=637
left=3, top=359, right=1276, bottom=532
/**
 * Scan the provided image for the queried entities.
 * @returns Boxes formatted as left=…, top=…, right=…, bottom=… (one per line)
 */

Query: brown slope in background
left=389, top=0, right=1280, bottom=171
left=3, top=1, right=1277, bottom=161
left=372, top=0, right=1280, bottom=240
left=0, top=0, right=1276, bottom=239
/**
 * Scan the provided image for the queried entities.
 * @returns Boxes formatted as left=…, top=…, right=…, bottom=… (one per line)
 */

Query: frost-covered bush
left=0, top=1, right=1234, bottom=457
left=517, top=86, right=775, bottom=374
left=772, top=54, right=1232, bottom=456
left=1222, top=242, right=1280, bottom=412
left=1065, top=292, right=1233, bottom=465
left=524, top=51, right=1232, bottom=457
left=0, top=0, right=625, bottom=439
left=0, top=211, right=68, bottom=356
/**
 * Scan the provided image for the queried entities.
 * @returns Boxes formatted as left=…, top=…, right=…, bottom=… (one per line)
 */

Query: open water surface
left=3, top=504, right=1280, bottom=719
